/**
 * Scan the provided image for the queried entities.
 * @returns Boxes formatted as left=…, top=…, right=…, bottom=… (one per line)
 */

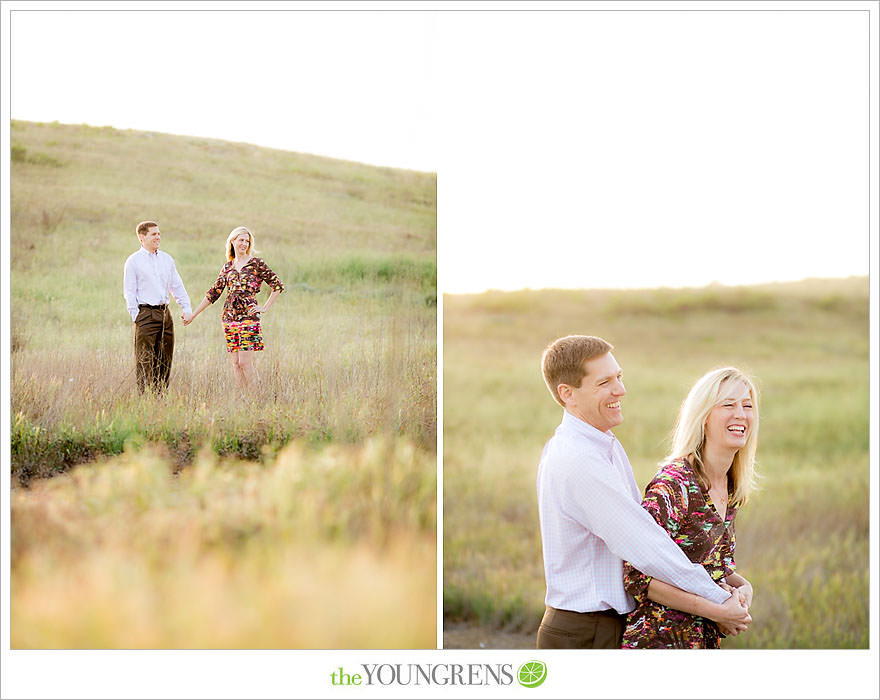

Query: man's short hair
left=541, top=335, right=614, bottom=407
left=136, top=221, right=158, bottom=237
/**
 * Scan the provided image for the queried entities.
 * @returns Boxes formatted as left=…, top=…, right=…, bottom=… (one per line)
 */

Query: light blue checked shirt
left=123, top=247, right=192, bottom=322
left=537, top=410, right=730, bottom=614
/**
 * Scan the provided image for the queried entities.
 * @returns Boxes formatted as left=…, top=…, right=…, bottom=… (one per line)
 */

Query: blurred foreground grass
left=12, top=437, right=435, bottom=648
left=443, top=277, right=868, bottom=649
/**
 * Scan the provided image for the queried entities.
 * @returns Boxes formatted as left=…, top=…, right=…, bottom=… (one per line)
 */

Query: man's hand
left=181, top=312, right=193, bottom=326
left=712, top=593, right=751, bottom=637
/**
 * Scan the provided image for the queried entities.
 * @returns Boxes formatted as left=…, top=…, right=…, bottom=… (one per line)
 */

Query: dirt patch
left=443, top=623, right=536, bottom=649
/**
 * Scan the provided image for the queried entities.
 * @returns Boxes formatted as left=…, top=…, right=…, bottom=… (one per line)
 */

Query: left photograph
left=9, top=11, right=436, bottom=650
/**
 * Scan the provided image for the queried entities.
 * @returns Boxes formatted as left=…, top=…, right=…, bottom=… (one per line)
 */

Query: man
left=536, top=335, right=750, bottom=648
left=123, top=221, right=192, bottom=394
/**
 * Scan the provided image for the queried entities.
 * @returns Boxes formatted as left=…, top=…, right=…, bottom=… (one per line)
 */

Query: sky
left=5, top=2, right=875, bottom=294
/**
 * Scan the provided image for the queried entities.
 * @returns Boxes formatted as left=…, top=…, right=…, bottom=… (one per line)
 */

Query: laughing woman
left=621, top=367, right=759, bottom=649
left=184, top=226, right=284, bottom=389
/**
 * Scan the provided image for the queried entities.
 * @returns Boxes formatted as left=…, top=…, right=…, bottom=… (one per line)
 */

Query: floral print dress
left=205, top=257, right=284, bottom=323
left=622, top=458, right=738, bottom=649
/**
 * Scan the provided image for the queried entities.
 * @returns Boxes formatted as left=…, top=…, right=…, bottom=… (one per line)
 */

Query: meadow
left=443, top=277, right=869, bottom=649
left=10, top=120, right=436, bottom=648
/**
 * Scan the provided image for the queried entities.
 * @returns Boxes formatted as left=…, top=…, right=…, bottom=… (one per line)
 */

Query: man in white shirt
left=122, top=221, right=192, bottom=394
left=536, top=334, right=750, bottom=648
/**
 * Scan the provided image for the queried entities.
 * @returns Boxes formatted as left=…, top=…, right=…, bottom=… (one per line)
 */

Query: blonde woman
left=621, top=367, right=758, bottom=648
left=184, top=226, right=284, bottom=388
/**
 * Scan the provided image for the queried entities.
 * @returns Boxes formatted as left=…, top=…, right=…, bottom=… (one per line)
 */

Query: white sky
left=436, top=8, right=872, bottom=293
left=5, top=3, right=876, bottom=294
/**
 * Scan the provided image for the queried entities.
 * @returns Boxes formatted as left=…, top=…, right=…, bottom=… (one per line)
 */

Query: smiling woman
left=622, top=367, right=760, bottom=649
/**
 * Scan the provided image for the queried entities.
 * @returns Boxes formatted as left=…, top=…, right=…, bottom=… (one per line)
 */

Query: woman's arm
left=183, top=297, right=212, bottom=325
left=646, top=578, right=751, bottom=636
left=254, top=288, right=281, bottom=314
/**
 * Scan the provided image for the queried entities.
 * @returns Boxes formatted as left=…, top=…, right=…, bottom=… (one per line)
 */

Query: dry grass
left=12, top=439, right=436, bottom=649
left=443, top=278, right=869, bottom=649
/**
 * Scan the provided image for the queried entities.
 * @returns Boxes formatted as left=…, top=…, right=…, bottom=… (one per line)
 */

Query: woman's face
left=233, top=233, right=251, bottom=255
left=704, top=380, right=754, bottom=452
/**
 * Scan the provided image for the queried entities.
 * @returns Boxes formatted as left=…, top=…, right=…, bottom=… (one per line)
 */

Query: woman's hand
left=725, top=574, right=754, bottom=610
left=734, top=580, right=753, bottom=610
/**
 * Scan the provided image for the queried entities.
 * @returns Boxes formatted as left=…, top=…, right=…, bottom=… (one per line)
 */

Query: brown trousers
left=134, top=306, right=174, bottom=394
left=536, top=606, right=626, bottom=649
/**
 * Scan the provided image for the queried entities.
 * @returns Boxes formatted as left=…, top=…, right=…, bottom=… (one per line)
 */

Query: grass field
left=10, top=120, right=436, bottom=648
left=443, top=277, right=869, bottom=649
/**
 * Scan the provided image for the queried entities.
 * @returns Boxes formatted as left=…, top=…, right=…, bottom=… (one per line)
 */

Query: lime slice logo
left=517, top=660, right=547, bottom=688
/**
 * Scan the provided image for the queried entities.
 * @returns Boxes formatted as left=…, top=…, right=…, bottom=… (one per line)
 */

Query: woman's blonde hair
left=666, top=367, right=759, bottom=506
left=226, top=226, right=257, bottom=262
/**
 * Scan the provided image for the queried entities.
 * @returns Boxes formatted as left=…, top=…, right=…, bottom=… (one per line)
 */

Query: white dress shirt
left=123, top=247, right=192, bottom=322
left=537, top=410, right=730, bottom=614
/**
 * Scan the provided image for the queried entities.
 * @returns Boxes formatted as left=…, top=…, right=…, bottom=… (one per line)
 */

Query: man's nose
left=615, top=380, right=626, bottom=396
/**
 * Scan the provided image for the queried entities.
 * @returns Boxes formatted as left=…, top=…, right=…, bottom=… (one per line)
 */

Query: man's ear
left=557, top=383, right=572, bottom=405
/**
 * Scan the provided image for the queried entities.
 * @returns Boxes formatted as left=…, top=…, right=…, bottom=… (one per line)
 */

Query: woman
left=184, top=226, right=284, bottom=388
left=621, top=367, right=758, bottom=649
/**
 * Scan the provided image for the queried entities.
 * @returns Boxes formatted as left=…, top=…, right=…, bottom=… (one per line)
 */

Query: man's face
left=139, top=226, right=161, bottom=253
left=560, top=352, right=626, bottom=433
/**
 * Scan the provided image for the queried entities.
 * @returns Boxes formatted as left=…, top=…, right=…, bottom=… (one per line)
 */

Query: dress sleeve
left=623, top=470, right=690, bottom=604
left=205, top=264, right=228, bottom=304
left=255, top=259, right=284, bottom=292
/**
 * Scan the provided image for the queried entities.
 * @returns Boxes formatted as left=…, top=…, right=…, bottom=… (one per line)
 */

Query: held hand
left=735, top=580, right=753, bottom=610
left=182, top=312, right=193, bottom=326
left=712, top=594, right=751, bottom=637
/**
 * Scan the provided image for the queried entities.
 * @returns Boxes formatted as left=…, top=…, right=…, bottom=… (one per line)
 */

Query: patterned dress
left=621, top=458, right=738, bottom=649
left=205, top=257, right=284, bottom=323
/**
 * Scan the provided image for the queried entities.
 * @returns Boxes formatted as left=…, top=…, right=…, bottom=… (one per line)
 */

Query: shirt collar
left=559, top=409, right=618, bottom=451
left=139, top=246, right=160, bottom=257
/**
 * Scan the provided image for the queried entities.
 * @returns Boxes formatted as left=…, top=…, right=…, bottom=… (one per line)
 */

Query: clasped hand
left=716, top=582, right=752, bottom=637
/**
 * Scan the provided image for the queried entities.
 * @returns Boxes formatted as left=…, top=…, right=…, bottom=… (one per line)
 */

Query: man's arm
left=168, top=259, right=192, bottom=315
left=644, top=578, right=750, bottom=636
left=123, top=257, right=139, bottom=322
left=560, top=461, right=730, bottom=604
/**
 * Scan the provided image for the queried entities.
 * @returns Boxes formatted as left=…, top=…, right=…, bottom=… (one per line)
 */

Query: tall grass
left=11, top=438, right=435, bottom=648
left=10, top=120, right=436, bottom=480
left=443, top=277, right=868, bottom=648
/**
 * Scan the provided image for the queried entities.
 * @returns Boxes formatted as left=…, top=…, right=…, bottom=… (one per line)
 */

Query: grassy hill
left=10, top=120, right=436, bottom=648
left=10, top=119, right=436, bottom=481
left=443, top=277, right=868, bottom=649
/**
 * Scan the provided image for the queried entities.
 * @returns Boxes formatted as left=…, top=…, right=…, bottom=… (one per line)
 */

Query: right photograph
left=439, top=8, right=870, bottom=651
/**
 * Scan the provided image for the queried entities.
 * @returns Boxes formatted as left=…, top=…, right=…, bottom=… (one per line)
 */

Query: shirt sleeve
left=559, top=458, right=729, bottom=604
left=623, top=475, right=689, bottom=604
left=168, top=258, right=192, bottom=314
left=205, top=265, right=228, bottom=304
left=123, top=256, right=139, bottom=322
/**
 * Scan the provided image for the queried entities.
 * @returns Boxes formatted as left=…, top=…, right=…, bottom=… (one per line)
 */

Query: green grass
left=443, top=277, right=868, bottom=648
left=10, top=119, right=436, bottom=481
